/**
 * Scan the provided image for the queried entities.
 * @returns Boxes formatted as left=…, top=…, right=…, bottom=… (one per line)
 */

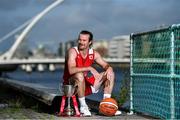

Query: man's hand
left=103, top=66, right=114, bottom=87
left=104, top=66, right=114, bottom=81
left=102, top=74, right=110, bottom=87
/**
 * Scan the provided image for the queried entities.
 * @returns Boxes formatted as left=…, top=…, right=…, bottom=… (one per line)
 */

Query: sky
left=0, top=0, right=180, bottom=53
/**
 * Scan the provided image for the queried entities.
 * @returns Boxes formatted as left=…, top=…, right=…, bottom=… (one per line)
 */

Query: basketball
left=99, top=98, right=118, bottom=116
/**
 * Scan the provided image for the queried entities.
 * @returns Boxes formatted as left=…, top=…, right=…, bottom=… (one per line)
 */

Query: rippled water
left=3, top=66, right=129, bottom=101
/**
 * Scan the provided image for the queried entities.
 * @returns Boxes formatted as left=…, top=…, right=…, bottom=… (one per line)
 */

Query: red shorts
left=84, top=71, right=95, bottom=96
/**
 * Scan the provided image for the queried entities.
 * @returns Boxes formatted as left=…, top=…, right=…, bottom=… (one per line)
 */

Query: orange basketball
left=99, top=98, right=118, bottom=116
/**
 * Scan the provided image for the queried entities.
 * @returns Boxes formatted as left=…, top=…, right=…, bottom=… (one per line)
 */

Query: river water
left=3, top=66, right=129, bottom=101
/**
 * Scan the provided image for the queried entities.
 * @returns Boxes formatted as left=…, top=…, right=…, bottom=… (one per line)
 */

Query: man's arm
left=67, top=48, right=96, bottom=75
left=94, top=51, right=111, bottom=70
left=94, top=51, right=114, bottom=80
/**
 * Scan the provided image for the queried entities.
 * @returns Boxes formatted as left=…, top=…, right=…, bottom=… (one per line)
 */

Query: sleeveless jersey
left=63, top=47, right=95, bottom=85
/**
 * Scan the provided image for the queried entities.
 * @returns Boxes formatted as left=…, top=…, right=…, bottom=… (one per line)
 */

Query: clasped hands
left=89, top=66, right=113, bottom=87
left=103, top=67, right=113, bottom=87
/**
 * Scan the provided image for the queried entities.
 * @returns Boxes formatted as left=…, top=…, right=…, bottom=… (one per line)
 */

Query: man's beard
left=78, top=44, right=85, bottom=50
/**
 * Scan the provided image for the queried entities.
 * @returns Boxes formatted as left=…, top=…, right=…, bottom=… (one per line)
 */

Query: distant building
left=108, top=35, right=130, bottom=58
left=31, top=44, right=56, bottom=58
left=58, top=40, right=76, bottom=57
left=58, top=42, right=66, bottom=57
left=65, top=40, right=77, bottom=50
left=58, top=35, right=130, bottom=58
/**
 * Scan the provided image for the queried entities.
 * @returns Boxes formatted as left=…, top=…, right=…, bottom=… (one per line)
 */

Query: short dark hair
left=78, top=30, right=93, bottom=42
left=78, top=30, right=93, bottom=47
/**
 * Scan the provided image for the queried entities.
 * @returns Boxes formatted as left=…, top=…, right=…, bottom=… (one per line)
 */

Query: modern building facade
left=108, top=35, right=130, bottom=58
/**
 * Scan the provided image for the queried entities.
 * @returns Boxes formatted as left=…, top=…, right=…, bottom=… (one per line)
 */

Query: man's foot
left=115, top=110, right=122, bottom=116
left=80, top=107, right=91, bottom=116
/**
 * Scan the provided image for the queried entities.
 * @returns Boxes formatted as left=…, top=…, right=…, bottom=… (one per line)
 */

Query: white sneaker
left=115, top=110, right=122, bottom=116
left=80, top=107, right=91, bottom=116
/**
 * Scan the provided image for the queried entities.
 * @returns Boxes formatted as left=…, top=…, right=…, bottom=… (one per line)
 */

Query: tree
left=95, top=47, right=108, bottom=57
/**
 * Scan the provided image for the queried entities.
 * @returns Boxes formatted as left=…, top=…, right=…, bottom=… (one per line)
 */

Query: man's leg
left=103, top=71, right=115, bottom=98
left=92, top=72, right=105, bottom=92
left=92, top=71, right=114, bottom=98
left=92, top=71, right=121, bottom=115
left=71, top=72, right=91, bottom=116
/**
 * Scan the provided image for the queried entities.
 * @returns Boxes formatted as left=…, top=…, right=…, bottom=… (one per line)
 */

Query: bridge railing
left=130, top=23, right=180, bottom=119
left=0, top=57, right=130, bottom=72
left=0, top=58, right=129, bottom=65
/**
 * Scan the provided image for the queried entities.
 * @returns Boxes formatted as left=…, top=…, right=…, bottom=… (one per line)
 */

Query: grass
left=1, top=89, right=39, bottom=110
left=0, top=85, right=46, bottom=110
left=0, top=85, right=58, bottom=119
left=112, top=78, right=129, bottom=106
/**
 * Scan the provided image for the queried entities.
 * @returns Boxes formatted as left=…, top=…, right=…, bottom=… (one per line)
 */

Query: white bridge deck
left=0, top=58, right=130, bottom=65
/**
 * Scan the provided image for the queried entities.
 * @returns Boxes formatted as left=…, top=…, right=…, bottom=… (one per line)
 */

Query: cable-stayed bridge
left=0, top=0, right=64, bottom=60
left=0, top=0, right=129, bottom=72
left=0, top=0, right=64, bottom=72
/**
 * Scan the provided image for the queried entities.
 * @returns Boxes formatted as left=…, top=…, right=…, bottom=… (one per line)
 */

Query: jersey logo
left=89, top=55, right=93, bottom=60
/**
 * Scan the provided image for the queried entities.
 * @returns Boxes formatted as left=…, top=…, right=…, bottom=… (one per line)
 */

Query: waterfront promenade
left=0, top=109, right=153, bottom=120
left=0, top=77, right=155, bottom=119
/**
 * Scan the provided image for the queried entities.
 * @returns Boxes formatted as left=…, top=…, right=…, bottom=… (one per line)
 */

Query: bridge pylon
left=0, top=0, right=64, bottom=60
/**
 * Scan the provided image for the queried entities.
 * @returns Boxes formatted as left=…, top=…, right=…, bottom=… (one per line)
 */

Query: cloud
left=1, top=0, right=180, bottom=52
left=26, top=0, right=180, bottom=45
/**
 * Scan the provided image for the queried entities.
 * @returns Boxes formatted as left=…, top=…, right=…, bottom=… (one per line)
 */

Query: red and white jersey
left=63, top=47, right=95, bottom=85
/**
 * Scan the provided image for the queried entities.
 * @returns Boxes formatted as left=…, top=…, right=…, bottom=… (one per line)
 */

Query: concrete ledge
left=0, top=77, right=63, bottom=105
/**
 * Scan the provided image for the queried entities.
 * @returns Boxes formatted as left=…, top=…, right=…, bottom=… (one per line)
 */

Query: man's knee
left=74, top=72, right=84, bottom=83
